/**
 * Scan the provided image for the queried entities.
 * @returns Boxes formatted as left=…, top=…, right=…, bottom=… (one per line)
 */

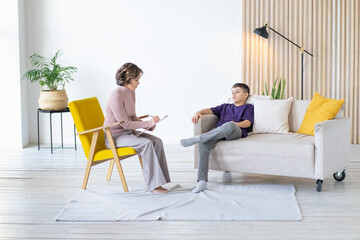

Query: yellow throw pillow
left=298, top=92, right=344, bottom=135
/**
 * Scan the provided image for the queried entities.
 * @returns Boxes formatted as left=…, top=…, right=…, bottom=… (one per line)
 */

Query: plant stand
left=37, top=108, right=77, bottom=154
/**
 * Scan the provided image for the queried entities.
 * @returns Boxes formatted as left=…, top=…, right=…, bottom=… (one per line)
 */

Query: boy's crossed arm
left=232, top=120, right=251, bottom=128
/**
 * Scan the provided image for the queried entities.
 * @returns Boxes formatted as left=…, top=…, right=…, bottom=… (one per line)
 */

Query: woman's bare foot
left=151, top=186, right=168, bottom=193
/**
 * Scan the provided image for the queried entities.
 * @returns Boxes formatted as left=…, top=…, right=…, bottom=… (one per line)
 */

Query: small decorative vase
left=38, top=89, right=69, bottom=111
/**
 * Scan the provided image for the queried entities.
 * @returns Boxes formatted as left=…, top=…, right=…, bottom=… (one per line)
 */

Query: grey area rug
left=55, top=184, right=302, bottom=221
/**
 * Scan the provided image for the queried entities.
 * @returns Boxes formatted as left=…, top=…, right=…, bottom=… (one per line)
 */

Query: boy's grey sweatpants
left=105, top=130, right=171, bottom=191
left=197, top=121, right=243, bottom=181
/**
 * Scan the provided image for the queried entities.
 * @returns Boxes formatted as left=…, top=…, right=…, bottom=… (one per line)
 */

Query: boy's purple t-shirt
left=210, top=103, right=254, bottom=138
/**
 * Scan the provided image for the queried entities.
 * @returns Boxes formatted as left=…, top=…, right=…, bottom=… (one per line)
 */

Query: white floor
left=0, top=144, right=359, bottom=239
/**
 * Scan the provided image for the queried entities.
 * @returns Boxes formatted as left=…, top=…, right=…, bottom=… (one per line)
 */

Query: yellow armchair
left=69, top=97, right=146, bottom=191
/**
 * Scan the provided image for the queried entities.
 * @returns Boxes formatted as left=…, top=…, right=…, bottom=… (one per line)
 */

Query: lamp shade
left=254, top=26, right=269, bottom=39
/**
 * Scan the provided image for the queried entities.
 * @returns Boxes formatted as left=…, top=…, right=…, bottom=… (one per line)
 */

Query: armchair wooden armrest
left=76, top=114, right=149, bottom=135
left=77, top=121, right=124, bottom=135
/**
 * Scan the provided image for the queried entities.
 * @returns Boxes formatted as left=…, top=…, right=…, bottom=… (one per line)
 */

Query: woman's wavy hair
left=115, top=63, right=143, bottom=86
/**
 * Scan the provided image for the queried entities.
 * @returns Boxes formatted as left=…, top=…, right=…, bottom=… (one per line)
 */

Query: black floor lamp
left=254, top=23, right=313, bottom=100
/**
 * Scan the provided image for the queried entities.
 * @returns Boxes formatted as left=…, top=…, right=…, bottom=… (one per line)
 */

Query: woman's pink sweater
left=104, top=86, right=152, bottom=134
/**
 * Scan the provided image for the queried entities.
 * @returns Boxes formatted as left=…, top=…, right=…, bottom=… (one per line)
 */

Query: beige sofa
left=194, top=100, right=350, bottom=192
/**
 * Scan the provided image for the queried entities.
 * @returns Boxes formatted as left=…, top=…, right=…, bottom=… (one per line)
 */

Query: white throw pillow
left=253, top=97, right=293, bottom=134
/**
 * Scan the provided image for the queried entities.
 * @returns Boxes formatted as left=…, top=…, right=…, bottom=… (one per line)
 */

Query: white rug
left=55, top=184, right=302, bottom=221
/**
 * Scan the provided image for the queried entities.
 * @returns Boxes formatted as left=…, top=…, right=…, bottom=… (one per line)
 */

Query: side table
left=37, top=108, right=77, bottom=154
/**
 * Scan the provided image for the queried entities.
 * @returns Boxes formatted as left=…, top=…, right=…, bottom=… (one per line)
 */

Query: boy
left=180, top=83, right=254, bottom=193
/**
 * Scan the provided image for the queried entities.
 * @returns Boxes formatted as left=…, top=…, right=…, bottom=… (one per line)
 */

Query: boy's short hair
left=232, top=83, right=250, bottom=95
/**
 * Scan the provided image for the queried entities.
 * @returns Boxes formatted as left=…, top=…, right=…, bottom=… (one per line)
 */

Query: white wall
left=0, top=0, right=25, bottom=149
left=22, top=0, right=243, bottom=145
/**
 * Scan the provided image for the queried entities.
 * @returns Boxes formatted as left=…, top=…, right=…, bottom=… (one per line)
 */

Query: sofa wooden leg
left=316, top=179, right=323, bottom=192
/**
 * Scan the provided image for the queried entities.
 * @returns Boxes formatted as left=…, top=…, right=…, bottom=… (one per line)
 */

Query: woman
left=104, top=62, right=170, bottom=193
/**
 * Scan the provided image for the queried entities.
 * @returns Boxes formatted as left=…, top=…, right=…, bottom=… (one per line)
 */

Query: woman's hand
left=192, top=111, right=202, bottom=124
left=151, top=115, right=160, bottom=126
left=148, top=125, right=156, bottom=131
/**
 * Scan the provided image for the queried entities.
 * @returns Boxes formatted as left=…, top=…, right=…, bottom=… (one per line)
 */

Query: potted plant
left=22, top=49, right=77, bottom=111
left=262, top=77, right=286, bottom=99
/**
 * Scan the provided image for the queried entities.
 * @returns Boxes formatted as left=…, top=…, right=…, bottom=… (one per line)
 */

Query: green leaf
left=22, top=49, right=77, bottom=90
left=270, top=88, right=276, bottom=100
left=270, top=78, right=277, bottom=99
left=272, top=77, right=278, bottom=90
left=29, top=53, right=49, bottom=69
left=280, top=78, right=286, bottom=99
left=275, top=78, right=282, bottom=99
left=264, top=82, right=269, bottom=96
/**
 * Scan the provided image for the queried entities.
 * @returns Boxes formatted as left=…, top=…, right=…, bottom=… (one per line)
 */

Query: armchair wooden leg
left=105, top=128, right=129, bottom=192
left=114, top=157, right=129, bottom=192
left=138, top=155, right=143, bottom=170
left=82, top=130, right=99, bottom=190
left=106, top=159, right=115, bottom=181
left=82, top=160, right=92, bottom=190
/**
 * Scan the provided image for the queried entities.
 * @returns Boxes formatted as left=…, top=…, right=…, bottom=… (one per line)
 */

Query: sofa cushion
left=298, top=92, right=345, bottom=135
left=207, top=133, right=315, bottom=178
left=288, top=100, right=311, bottom=132
left=253, top=98, right=293, bottom=134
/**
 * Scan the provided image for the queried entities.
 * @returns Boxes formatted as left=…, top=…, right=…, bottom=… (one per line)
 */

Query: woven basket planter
left=38, top=90, right=69, bottom=111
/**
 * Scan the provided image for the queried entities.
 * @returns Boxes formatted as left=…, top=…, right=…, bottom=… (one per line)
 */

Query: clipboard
left=135, top=115, right=168, bottom=137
